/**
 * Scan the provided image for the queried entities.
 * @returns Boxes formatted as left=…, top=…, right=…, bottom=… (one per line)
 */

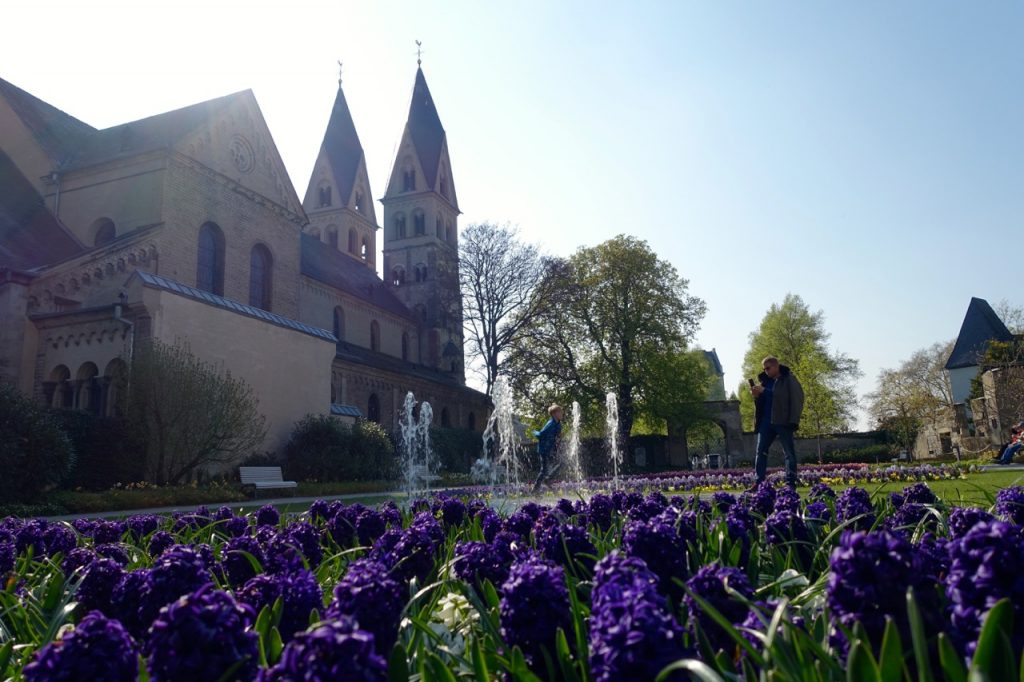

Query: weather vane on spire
left=416, top=40, right=423, bottom=66
left=337, top=60, right=343, bottom=87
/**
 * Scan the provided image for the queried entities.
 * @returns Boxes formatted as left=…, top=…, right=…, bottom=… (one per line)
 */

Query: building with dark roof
left=0, top=68, right=489, bottom=457
left=945, top=297, right=1015, bottom=404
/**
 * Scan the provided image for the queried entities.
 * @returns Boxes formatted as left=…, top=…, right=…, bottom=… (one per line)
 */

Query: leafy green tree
left=739, top=294, right=861, bottom=459
left=507, top=234, right=707, bottom=443
left=127, top=340, right=266, bottom=485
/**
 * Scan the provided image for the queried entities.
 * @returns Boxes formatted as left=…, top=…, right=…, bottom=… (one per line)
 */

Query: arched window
left=414, top=263, right=427, bottom=283
left=197, top=222, right=225, bottom=295
left=308, top=227, right=322, bottom=240
left=414, top=304, right=427, bottom=324
left=333, top=306, right=345, bottom=343
left=468, top=412, right=476, bottom=431
left=370, top=320, right=380, bottom=352
left=367, top=393, right=381, bottom=423
left=446, top=222, right=454, bottom=245
left=248, top=244, right=272, bottom=310
left=92, top=218, right=116, bottom=247
left=413, top=210, right=425, bottom=236
left=348, top=229, right=358, bottom=254
left=103, top=358, right=128, bottom=417
left=391, top=266, right=405, bottom=287
left=361, top=238, right=369, bottom=261
left=441, top=407, right=450, bottom=428
left=394, top=214, right=406, bottom=239
left=318, top=183, right=332, bottom=207
left=48, top=365, right=72, bottom=409
left=327, top=227, right=339, bottom=250
left=76, top=362, right=99, bottom=414
left=401, top=332, right=409, bottom=361
left=403, top=168, right=416, bottom=192
left=354, top=191, right=365, bottom=215
left=435, top=216, right=443, bottom=239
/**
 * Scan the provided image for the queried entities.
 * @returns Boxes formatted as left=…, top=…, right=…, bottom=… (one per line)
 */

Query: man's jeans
left=755, top=424, right=798, bottom=487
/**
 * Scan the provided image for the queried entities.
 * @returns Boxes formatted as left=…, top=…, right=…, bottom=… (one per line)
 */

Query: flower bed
left=1, top=480, right=1022, bottom=680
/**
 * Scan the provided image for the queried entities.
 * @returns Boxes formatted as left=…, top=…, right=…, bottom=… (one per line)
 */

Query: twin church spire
left=303, top=55, right=464, bottom=377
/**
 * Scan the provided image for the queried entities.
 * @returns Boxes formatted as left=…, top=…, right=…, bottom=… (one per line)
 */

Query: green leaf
left=555, top=628, right=581, bottom=682
left=0, top=640, right=12, bottom=674
left=471, top=637, right=491, bottom=681
left=682, top=585, right=766, bottom=667
left=425, top=652, right=459, bottom=682
left=387, top=642, right=409, bottom=682
left=906, top=588, right=935, bottom=682
left=137, top=654, right=151, bottom=682
left=969, top=598, right=1016, bottom=682
left=656, top=658, right=727, bottom=682
left=937, top=633, right=967, bottom=682
left=847, top=641, right=880, bottom=682
left=878, top=617, right=905, bottom=682
left=267, top=627, right=284, bottom=666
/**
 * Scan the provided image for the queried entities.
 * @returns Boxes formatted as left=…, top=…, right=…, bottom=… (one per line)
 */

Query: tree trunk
left=618, top=383, right=633, bottom=451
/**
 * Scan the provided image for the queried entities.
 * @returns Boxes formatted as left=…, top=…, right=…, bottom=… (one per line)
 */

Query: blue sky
left=4, top=1, right=1022, bottom=424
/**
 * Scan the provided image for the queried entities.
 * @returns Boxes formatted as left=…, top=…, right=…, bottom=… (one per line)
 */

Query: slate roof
left=330, top=403, right=363, bottom=418
left=407, top=67, right=446, bottom=190
left=0, top=151, right=83, bottom=270
left=0, top=76, right=95, bottom=164
left=319, top=85, right=365, bottom=205
left=334, top=340, right=476, bottom=390
left=299, top=233, right=415, bottom=321
left=945, top=297, right=1015, bottom=370
left=132, top=270, right=336, bottom=342
left=61, top=90, right=250, bottom=171
left=703, top=348, right=724, bottom=376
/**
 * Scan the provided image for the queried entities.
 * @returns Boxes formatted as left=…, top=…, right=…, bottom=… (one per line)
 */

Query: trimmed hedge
left=285, top=416, right=398, bottom=481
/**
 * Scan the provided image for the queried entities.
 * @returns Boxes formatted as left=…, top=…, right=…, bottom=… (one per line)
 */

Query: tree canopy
left=507, top=234, right=708, bottom=440
left=740, top=294, right=861, bottom=452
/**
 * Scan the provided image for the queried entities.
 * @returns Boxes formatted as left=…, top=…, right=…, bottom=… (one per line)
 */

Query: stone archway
left=667, top=399, right=746, bottom=468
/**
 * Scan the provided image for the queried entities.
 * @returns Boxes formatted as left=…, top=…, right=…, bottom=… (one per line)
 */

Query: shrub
left=811, top=444, right=893, bottom=465
left=430, top=427, right=482, bottom=474
left=0, top=383, right=75, bottom=502
left=50, top=410, right=146, bottom=490
left=286, top=416, right=397, bottom=482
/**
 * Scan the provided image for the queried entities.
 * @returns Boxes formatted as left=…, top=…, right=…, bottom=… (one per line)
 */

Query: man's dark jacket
left=754, top=364, right=805, bottom=431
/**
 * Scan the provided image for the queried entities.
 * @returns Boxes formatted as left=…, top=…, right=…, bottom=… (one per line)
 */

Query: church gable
left=384, top=128, right=429, bottom=198
left=175, top=92, right=304, bottom=218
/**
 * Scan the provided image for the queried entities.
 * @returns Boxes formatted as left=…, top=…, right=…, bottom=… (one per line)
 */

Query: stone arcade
left=0, top=67, right=489, bottom=452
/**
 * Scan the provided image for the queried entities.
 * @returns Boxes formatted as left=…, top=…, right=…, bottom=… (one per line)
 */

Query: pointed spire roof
left=319, top=83, right=366, bottom=205
left=406, top=67, right=446, bottom=189
left=945, top=297, right=1015, bottom=369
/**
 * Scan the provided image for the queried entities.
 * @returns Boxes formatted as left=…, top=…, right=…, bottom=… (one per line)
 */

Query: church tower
left=381, top=65, right=464, bottom=381
left=303, top=76, right=378, bottom=268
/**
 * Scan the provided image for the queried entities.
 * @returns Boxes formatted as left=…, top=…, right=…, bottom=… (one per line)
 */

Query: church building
left=0, top=66, right=490, bottom=452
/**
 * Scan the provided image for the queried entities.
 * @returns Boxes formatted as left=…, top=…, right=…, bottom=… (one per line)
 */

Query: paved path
left=43, top=490, right=408, bottom=521
left=976, top=463, right=1024, bottom=472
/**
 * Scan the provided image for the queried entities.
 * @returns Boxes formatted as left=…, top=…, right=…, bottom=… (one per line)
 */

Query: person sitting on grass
left=532, top=404, right=563, bottom=493
left=993, top=420, right=1024, bottom=465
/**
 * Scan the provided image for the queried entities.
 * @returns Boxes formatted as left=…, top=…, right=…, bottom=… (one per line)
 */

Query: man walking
left=750, top=356, right=804, bottom=488
left=532, top=404, right=563, bottom=493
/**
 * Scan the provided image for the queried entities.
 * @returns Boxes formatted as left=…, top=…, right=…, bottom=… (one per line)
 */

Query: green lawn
left=814, top=469, right=1024, bottom=507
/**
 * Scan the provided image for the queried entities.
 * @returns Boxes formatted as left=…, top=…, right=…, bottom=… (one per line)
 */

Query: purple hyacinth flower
left=995, top=486, right=1024, bottom=525
left=255, top=504, right=280, bottom=527
left=588, top=551, right=686, bottom=681
left=835, top=487, right=876, bottom=530
left=257, top=616, right=387, bottom=682
left=75, top=557, right=125, bottom=615
left=237, top=569, right=323, bottom=642
left=454, top=540, right=515, bottom=590
left=945, top=520, right=1024, bottom=656
left=145, top=585, right=258, bottom=682
left=500, top=557, right=572, bottom=665
left=684, top=563, right=755, bottom=653
left=948, top=506, right=995, bottom=540
left=327, top=558, right=405, bottom=654
left=23, top=611, right=137, bottom=682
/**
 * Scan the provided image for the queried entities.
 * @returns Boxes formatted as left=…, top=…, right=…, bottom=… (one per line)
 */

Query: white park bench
left=407, top=464, right=441, bottom=492
left=239, top=466, right=298, bottom=497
